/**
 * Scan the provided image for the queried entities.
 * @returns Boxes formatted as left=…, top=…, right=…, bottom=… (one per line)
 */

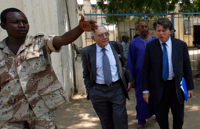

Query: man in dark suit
left=81, top=24, right=131, bottom=129
left=142, top=18, right=194, bottom=129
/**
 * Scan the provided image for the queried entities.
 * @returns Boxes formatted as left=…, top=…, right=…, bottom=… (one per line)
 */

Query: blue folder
left=180, top=77, right=188, bottom=101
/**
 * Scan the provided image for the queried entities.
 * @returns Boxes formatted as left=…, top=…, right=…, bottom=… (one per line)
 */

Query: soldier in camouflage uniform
left=0, top=8, right=97, bottom=129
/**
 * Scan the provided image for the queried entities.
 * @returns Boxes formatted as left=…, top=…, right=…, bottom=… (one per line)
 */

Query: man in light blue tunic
left=127, top=21, right=157, bottom=129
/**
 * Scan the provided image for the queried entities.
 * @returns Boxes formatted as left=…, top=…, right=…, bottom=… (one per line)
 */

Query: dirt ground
left=55, top=78, right=200, bottom=129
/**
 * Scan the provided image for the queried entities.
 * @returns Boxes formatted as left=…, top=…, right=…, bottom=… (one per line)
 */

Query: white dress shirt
left=159, top=37, right=175, bottom=80
left=95, top=43, right=120, bottom=84
left=143, top=37, right=175, bottom=93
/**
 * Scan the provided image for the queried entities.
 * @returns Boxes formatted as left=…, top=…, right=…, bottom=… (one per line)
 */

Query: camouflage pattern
left=28, top=110, right=56, bottom=129
left=0, top=33, right=68, bottom=123
left=0, top=110, right=56, bottom=129
left=0, top=121, right=28, bottom=129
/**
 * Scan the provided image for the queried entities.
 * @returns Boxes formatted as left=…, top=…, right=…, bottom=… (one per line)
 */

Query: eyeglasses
left=97, top=32, right=110, bottom=38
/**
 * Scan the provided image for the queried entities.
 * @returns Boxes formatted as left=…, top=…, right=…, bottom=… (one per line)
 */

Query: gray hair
left=91, top=24, right=106, bottom=36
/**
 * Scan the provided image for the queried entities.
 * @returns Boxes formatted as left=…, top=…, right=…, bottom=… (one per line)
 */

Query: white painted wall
left=67, top=0, right=86, bottom=95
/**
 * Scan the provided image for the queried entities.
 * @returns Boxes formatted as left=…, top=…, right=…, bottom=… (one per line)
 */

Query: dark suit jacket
left=81, top=41, right=129, bottom=99
left=142, top=38, right=194, bottom=104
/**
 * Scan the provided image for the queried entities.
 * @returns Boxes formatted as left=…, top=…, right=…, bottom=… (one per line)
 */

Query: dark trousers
left=155, top=79, right=184, bottom=129
left=90, top=80, right=128, bottom=129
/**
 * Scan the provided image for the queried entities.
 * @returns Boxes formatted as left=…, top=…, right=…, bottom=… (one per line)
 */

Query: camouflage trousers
left=0, top=110, right=57, bottom=129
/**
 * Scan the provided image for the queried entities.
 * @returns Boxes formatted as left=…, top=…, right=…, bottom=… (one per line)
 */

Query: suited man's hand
left=188, top=90, right=193, bottom=98
left=143, top=93, right=150, bottom=104
left=127, top=82, right=132, bottom=92
left=131, top=80, right=135, bottom=88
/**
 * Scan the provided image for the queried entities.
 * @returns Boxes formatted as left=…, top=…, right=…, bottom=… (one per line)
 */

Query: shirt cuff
left=47, top=35, right=61, bottom=52
left=143, top=90, right=149, bottom=93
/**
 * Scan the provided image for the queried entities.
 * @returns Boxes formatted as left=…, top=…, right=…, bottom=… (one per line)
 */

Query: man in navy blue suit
left=142, top=18, right=194, bottom=129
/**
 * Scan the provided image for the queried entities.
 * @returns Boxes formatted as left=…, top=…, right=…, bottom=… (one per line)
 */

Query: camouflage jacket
left=0, top=33, right=68, bottom=122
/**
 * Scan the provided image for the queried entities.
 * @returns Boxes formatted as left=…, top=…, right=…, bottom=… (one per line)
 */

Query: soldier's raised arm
left=53, top=14, right=97, bottom=49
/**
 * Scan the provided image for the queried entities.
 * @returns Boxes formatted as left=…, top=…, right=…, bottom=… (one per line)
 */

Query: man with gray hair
left=142, top=18, right=194, bottom=129
left=81, top=24, right=132, bottom=129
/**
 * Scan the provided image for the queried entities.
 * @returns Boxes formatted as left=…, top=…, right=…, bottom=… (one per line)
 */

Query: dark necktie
left=162, top=42, right=169, bottom=81
left=102, top=48, right=112, bottom=85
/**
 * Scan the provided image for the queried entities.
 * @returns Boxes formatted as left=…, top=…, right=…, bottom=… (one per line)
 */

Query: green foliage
left=98, top=0, right=180, bottom=13
left=96, top=0, right=199, bottom=23
left=179, top=0, right=200, bottom=12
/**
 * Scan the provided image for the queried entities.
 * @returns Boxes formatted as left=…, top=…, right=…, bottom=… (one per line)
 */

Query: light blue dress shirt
left=95, top=43, right=120, bottom=84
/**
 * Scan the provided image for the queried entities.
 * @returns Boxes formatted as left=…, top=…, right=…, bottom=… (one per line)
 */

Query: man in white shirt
left=142, top=18, right=194, bottom=129
left=81, top=24, right=131, bottom=129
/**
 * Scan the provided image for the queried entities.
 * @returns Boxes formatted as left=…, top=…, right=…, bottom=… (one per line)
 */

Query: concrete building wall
left=67, top=0, right=86, bottom=95
left=0, top=0, right=77, bottom=100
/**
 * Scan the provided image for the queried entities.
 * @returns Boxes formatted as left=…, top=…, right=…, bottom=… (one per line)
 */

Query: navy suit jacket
left=142, top=38, right=194, bottom=104
left=81, top=41, right=129, bottom=99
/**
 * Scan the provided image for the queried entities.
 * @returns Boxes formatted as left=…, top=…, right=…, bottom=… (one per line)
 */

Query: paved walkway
left=55, top=78, right=200, bottom=129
